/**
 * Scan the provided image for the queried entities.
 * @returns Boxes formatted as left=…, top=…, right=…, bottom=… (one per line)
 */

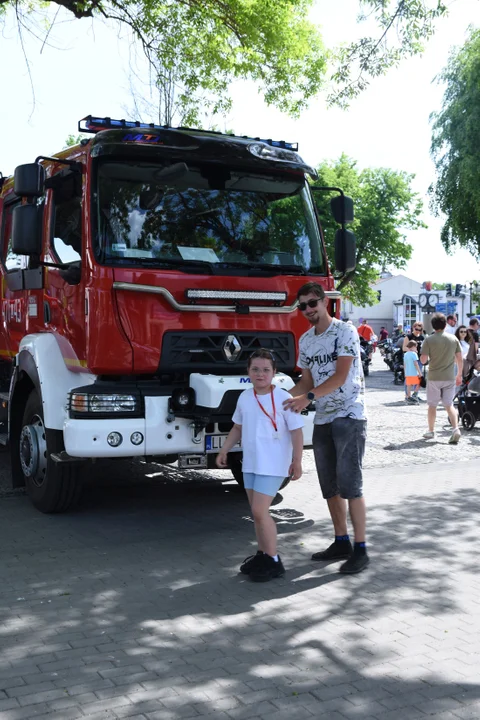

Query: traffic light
left=377, top=290, right=382, bottom=301
left=445, top=283, right=452, bottom=296
left=455, top=283, right=463, bottom=297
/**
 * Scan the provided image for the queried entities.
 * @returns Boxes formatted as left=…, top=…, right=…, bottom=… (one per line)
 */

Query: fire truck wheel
left=19, top=390, right=83, bottom=513
left=227, top=452, right=290, bottom=491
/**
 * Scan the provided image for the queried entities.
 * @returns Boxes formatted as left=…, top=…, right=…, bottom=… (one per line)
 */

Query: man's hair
left=446, top=314, right=456, bottom=322
left=469, top=318, right=479, bottom=327
left=407, top=340, right=417, bottom=349
left=296, top=282, right=325, bottom=301
left=431, top=312, right=447, bottom=330
left=247, top=348, right=277, bottom=372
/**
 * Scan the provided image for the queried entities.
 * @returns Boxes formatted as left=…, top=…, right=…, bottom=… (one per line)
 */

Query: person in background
left=404, top=340, right=421, bottom=404
left=358, top=319, right=374, bottom=342
left=445, top=314, right=457, bottom=335
left=455, top=326, right=470, bottom=359
left=403, top=321, right=425, bottom=402
left=420, top=313, right=462, bottom=444
left=379, top=326, right=389, bottom=341
left=468, top=317, right=479, bottom=345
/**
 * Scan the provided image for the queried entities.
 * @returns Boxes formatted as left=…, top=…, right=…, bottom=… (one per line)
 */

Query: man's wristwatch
left=307, top=391, right=316, bottom=402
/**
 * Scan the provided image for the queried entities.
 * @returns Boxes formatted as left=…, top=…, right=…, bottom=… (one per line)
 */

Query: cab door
left=0, top=196, right=28, bottom=385
left=42, top=169, right=86, bottom=366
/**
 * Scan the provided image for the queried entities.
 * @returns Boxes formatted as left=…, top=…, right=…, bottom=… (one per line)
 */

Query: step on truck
left=0, top=115, right=356, bottom=512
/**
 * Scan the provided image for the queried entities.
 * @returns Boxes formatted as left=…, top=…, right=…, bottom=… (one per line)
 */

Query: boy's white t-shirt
left=232, top=385, right=304, bottom=477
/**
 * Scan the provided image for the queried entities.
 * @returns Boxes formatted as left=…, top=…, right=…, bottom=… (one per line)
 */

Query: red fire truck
left=0, top=115, right=355, bottom=512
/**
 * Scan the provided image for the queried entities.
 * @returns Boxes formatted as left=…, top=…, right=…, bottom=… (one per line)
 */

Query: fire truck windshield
left=94, top=161, right=325, bottom=274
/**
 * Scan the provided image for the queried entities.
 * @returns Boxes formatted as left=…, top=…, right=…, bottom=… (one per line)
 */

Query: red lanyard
left=254, top=387, right=278, bottom=432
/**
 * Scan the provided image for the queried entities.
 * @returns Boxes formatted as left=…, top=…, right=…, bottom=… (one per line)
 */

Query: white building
left=342, top=273, right=422, bottom=336
left=342, top=273, right=475, bottom=336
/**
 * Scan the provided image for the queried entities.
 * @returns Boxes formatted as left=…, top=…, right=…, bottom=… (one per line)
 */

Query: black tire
left=394, top=374, right=403, bottom=386
left=461, top=411, right=476, bottom=431
left=19, top=390, right=83, bottom=513
left=228, top=452, right=290, bottom=491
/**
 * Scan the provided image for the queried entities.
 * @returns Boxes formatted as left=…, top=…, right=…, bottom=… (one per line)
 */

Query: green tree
left=313, top=154, right=425, bottom=305
left=1, top=0, right=449, bottom=121
left=430, top=28, right=480, bottom=259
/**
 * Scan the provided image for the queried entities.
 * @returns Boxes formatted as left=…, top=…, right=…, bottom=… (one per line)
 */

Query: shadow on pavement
left=1, top=480, right=480, bottom=718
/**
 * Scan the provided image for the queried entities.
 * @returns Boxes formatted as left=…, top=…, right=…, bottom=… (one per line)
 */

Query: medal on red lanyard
left=254, top=386, right=279, bottom=439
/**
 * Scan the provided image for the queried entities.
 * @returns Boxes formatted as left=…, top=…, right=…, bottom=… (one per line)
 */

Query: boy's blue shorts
left=243, top=473, right=285, bottom=497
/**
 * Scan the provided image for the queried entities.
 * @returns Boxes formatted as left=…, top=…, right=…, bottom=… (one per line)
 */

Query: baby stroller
left=456, top=366, right=480, bottom=430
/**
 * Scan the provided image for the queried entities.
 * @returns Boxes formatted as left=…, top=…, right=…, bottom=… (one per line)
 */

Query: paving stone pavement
left=1, top=449, right=480, bottom=720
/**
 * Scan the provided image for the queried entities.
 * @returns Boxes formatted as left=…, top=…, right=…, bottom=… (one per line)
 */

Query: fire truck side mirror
left=330, top=195, right=354, bottom=225
left=334, top=228, right=356, bottom=275
left=14, top=163, right=45, bottom=198
left=12, top=204, right=42, bottom=256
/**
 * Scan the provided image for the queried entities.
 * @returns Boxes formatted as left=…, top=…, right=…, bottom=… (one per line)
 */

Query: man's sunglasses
left=298, top=298, right=321, bottom=312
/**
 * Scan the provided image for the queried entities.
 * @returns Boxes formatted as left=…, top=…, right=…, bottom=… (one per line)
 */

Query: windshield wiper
left=218, top=261, right=307, bottom=275
left=112, top=256, right=215, bottom=274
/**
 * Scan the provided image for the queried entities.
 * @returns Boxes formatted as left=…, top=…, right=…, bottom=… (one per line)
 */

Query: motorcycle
left=378, top=338, right=394, bottom=371
left=359, top=337, right=373, bottom=377
left=392, top=346, right=405, bottom=385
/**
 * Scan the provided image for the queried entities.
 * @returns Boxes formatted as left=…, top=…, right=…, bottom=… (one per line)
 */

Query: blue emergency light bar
left=79, top=115, right=299, bottom=152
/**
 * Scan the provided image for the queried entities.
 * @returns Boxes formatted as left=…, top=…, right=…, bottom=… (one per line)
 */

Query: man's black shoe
left=311, top=540, right=352, bottom=561
left=240, top=550, right=264, bottom=575
left=250, top=554, right=285, bottom=582
left=339, top=551, right=370, bottom=574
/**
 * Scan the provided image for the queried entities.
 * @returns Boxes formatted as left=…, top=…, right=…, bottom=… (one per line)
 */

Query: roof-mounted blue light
left=78, top=115, right=298, bottom=151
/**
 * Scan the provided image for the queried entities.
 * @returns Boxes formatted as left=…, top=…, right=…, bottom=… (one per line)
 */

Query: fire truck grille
left=159, top=332, right=295, bottom=374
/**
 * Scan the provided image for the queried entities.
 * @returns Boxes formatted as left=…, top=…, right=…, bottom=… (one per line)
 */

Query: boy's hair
left=247, top=348, right=277, bottom=372
left=406, top=340, right=417, bottom=349
left=296, top=282, right=325, bottom=301
left=431, top=312, right=447, bottom=330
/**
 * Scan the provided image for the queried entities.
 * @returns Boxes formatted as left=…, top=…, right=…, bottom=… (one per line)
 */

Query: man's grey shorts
left=312, top=418, right=367, bottom=500
left=426, top=379, right=456, bottom=408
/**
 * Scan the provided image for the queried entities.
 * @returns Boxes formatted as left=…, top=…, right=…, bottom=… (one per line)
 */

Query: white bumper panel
left=189, top=371, right=294, bottom=406
left=64, top=397, right=202, bottom=458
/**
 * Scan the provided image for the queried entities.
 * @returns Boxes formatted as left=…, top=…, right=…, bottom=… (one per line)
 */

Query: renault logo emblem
left=223, top=334, right=241, bottom=362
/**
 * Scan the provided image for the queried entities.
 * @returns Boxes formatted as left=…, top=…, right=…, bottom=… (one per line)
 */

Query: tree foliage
left=1, top=0, right=449, bottom=122
left=429, top=28, right=480, bottom=260
left=330, top=0, right=448, bottom=107
left=313, top=154, right=425, bottom=306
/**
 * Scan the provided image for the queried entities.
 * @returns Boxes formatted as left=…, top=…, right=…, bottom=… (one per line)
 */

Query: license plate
left=205, top=435, right=240, bottom=453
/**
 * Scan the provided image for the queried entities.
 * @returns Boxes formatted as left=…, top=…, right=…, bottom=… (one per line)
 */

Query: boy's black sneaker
left=339, top=550, right=370, bottom=574
left=240, top=550, right=264, bottom=575
left=311, top=540, right=352, bottom=561
left=250, top=554, right=285, bottom=582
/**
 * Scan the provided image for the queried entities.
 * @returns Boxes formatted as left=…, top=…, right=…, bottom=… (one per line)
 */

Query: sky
left=1, top=0, right=480, bottom=287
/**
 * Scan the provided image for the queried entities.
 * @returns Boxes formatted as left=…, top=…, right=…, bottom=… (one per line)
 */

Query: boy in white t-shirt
left=217, top=349, right=304, bottom=582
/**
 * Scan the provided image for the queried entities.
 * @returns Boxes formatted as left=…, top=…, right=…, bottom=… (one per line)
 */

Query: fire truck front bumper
left=63, top=373, right=314, bottom=459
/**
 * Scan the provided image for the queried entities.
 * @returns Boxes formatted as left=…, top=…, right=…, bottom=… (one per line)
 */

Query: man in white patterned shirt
left=283, top=282, right=369, bottom=574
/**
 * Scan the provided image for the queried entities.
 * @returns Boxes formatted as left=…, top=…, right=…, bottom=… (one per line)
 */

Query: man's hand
left=288, top=459, right=302, bottom=481
left=216, top=451, right=228, bottom=468
left=456, top=373, right=462, bottom=386
left=283, top=394, right=310, bottom=414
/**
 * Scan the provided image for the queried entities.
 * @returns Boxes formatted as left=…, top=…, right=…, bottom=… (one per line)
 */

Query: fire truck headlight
left=107, top=432, right=123, bottom=447
left=69, top=392, right=143, bottom=418
left=130, top=432, right=144, bottom=445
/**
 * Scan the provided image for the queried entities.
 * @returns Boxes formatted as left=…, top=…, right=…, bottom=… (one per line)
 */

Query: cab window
left=51, top=173, right=82, bottom=264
